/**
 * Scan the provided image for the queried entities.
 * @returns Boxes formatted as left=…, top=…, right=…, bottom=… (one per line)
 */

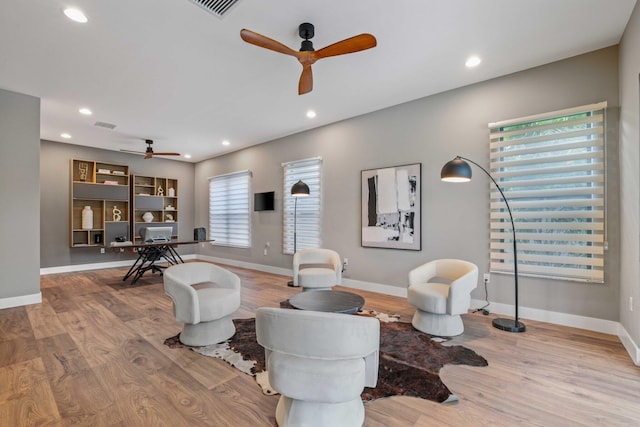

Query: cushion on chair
left=408, top=282, right=450, bottom=314
left=268, top=352, right=366, bottom=403
left=298, top=267, right=338, bottom=287
left=196, top=285, right=241, bottom=322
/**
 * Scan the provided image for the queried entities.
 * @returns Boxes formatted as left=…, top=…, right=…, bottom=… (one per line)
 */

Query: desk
left=289, top=290, right=365, bottom=314
left=121, top=240, right=212, bottom=284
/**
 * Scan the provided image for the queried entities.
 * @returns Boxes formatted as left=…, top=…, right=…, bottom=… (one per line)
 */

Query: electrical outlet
left=264, top=248, right=268, bottom=256
left=483, top=273, right=490, bottom=283
left=630, top=297, right=634, bottom=312
left=100, top=248, right=105, bottom=254
left=343, top=258, right=349, bottom=266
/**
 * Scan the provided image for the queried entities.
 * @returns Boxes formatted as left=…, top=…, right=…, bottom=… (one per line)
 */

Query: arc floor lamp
left=441, top=156, right=525, bottom=333
left=287, top=179, right=310, bottom=287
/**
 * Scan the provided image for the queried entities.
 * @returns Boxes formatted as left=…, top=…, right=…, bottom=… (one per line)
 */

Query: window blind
left=283, top=158, right=322, bottom=254
left=208, top=170, right=251, bottom=248
left=488, top=102, right=606, bottom=283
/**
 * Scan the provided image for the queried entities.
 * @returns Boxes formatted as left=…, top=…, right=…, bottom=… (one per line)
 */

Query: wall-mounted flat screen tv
left=254, top=191, right=275, bottom=211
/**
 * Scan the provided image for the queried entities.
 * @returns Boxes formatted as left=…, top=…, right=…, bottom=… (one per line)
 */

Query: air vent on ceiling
left=187, top=0, right=240, bottom=19
left=94, top=121, right=117, bottom=130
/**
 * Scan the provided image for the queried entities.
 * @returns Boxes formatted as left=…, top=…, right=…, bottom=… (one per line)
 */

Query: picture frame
left=361, top=163, right=421, bottom=250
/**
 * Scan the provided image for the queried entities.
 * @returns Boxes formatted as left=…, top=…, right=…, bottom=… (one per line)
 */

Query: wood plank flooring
left=1, top=262, right=639, bottom=426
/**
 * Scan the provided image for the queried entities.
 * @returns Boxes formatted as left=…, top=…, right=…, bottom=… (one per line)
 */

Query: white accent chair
left=163, top=262, right=241, bottom=346
left=256, top=307, right=380, bottom=427
left=293, top=248, right=342, bottom=291
left=407, top=259, right=478, bottom=337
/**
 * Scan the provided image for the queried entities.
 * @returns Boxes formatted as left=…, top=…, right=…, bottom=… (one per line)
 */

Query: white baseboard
left=40, top=260, right=135, bottom=275
left=39, top=254, right=198, bottom=275
left=34, top=255, right=639, bottom=365
left=195, top=255, right=293, bottom=276
left=0, top=292, right=41, bottom=309
left=195, top=255, right=408, bottom=297
left=618, top=324, right=640, bottom=366
left=341, top=277, right=408, bottom=297
left=471, top=299, right=620, bottom=335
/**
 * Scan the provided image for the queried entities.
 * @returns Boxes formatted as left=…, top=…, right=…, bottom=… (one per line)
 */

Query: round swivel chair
left=407, top=259, right=478, bottom=337
left=163, top=262, right=241, bottom=346
left=256, top=307, right=380, bottom=427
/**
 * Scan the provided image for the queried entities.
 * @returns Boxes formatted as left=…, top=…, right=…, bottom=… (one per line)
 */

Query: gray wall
left=619, top=3, right=640, bottom=346
left=0, top=89, right=40, bottom=299
left=195, top=46, right=621, bottom=321
left=40, top=140, right=196, bottom=268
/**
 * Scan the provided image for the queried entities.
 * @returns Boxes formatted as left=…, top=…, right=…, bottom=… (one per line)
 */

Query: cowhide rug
left=164, top=312, right=488, bottom=404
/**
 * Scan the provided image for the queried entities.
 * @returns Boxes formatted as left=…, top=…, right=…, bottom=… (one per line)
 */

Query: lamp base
left=492, top=317, right=526, bottom=333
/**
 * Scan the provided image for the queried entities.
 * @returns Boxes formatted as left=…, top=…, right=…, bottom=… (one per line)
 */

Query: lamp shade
left=291, top=180, right=310, bottom=197
left=441, top=157, right=472, bottom=182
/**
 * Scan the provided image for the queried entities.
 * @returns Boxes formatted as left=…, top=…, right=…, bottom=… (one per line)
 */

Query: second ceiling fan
left=240, top=23, right=377, bottom=95
left=120, top=139, right=180, bottom=159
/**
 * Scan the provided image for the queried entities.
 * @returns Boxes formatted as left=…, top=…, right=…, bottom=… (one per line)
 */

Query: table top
left=113, top=239, right=214, bottom=249
left=289, top=290, right=365, bottom=314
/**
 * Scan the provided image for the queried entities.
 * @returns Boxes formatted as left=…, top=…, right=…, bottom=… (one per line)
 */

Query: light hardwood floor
left=1, top=262, right=639, bottom=426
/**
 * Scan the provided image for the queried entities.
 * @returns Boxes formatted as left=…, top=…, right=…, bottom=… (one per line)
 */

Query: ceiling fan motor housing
left=299, top=23, right=315, bottom=51
left=299, top=22, right=314, bottom=39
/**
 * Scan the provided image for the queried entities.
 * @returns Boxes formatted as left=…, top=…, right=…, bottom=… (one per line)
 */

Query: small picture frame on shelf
left=78, top=162, right=89, bottom=182
left=97, top=168, right=111, bottom=174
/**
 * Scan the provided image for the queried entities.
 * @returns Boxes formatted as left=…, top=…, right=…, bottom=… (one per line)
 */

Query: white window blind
left=283, top=158, right=322, bottom=254
left=488, top=102, right=606, bottom=283
left=209, top=170, right=251, bottom=248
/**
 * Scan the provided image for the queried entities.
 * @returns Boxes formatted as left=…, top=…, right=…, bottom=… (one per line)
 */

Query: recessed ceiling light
left=184, top=154, right=192, bottom=159
left=306, top=110, right=317, bottom=119
left=222, top=140, right=230, bottom=146
left=465, top=55, right=482, bottom=68
left=61, top=133, right=72, bottom=139
left=63, top=8, right=88, bottom=23
left=79, top=107, right=92, bottom=115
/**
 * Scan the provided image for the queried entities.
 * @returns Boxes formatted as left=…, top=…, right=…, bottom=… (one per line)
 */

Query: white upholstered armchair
left=407, top=259, right=478, bottom=337
left=256, top=307, right=380, bottom=427
left=163, top=262, right=241, bottom=346
left=293, top=248, right=342, bottom=290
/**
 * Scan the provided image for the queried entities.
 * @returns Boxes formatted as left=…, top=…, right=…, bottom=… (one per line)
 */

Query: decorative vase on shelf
left=168, top=187, right=175, bottom=197
left=142, top=212, right=154, bottom=223
left=82, top=206, right=93, bottom=230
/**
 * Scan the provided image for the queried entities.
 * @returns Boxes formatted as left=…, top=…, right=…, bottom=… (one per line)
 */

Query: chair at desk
left=163, top=262, right=241, bottom=346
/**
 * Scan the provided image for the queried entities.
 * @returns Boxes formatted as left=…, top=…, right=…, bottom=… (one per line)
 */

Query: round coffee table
left=289, top=290, right=365, bottom=314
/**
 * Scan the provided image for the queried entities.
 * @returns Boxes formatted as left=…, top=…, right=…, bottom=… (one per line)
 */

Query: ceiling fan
left=240, top=23, right=377, bottom=95
left=120, top=139, right=180, bottom=159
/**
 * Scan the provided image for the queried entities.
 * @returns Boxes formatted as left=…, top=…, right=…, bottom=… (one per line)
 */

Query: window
left=488, top=102, right=606, bottom=282
left=209, top=170, right=251, bottom=247
left=283, top=158, right=322, bottom=254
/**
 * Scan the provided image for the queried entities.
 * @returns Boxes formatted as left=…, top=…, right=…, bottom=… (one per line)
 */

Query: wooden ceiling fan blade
left=152, top=152, right=181, bottom=156
left=298, top=65, right=313, bottom=95
left=314, top=34, right=377, bottom=59
left=240, top=29, right=298, bottom=57
left=120, top=149, right=146, bottom=155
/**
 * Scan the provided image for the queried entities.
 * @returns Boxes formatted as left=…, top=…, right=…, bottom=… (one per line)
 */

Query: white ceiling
left=0, top=0, right=636, bottom=162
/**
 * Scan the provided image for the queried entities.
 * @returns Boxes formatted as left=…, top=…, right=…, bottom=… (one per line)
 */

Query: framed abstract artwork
left=361, top=163, right=421, bottom=250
